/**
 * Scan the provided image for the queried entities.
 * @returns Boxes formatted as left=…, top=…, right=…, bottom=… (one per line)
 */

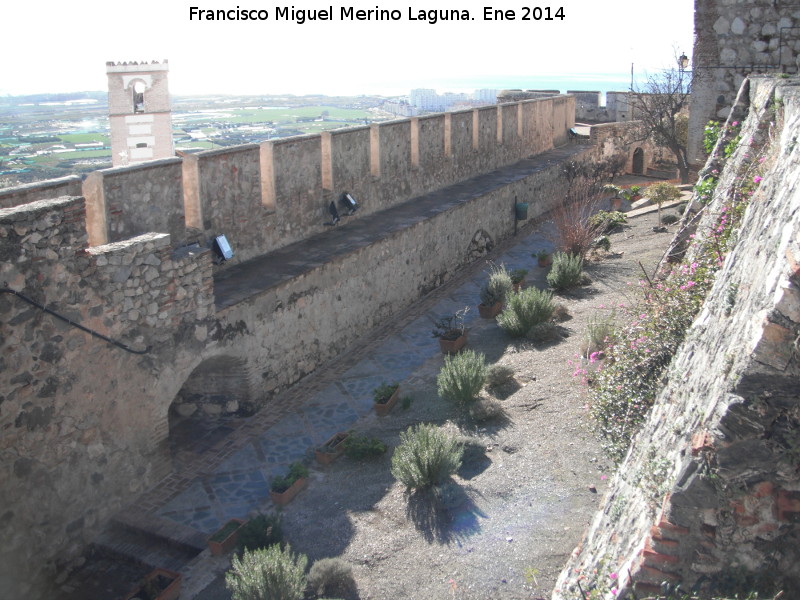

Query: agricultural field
left=1, top=94, right=394, bottom=187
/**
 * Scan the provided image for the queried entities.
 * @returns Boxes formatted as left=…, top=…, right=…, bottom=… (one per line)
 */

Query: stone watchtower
left=106, top=60, right=174, bottom=167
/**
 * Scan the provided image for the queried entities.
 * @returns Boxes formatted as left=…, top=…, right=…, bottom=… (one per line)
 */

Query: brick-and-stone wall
left=554, top=76, right=800, bottom=599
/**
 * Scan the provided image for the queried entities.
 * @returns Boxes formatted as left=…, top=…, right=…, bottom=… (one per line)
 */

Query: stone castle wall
left=688, top=0, right=800, bottom=164
left=0, top=96, right=588, bottom=597
left=554, top=76, right=800, bottom=599
left=0, top=96, right=575, bottom=266
left=0, top=196, right=215, bottom=598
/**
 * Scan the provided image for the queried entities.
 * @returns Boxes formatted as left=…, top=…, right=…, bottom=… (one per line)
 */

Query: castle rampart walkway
left=213, top=143, right=588, bottom=310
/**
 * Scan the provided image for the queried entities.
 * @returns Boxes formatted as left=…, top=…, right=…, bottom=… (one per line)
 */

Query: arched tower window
left=133, top=80, right=146, bottom=113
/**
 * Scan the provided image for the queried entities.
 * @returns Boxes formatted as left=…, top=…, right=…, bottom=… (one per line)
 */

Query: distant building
left=409, top=88, right=497, bottom=112
left=106, top=60, right=174, bottom=167
left=381, top=100, right=419, bottom=117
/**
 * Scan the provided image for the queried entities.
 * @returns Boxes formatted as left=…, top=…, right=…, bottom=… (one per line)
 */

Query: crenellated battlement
left=0, top=96, right=576, bottom=265
left=105, top=59, right=169, bottom=71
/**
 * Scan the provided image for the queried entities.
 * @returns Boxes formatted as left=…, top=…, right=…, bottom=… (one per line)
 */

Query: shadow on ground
left=405, top=481, right=487, bottom=544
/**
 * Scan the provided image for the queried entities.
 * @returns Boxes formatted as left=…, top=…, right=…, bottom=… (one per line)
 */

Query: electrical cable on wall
left=1, top=286, right=151, bottom=355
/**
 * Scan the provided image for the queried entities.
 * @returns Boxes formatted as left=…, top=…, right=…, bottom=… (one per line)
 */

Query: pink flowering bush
left=589, top=257, right=715, bottom=462
left=585, top=105, right=777, bottom=462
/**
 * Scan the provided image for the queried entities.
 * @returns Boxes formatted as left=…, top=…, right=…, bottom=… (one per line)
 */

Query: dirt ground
left=198, top=206, right=679, bottom=600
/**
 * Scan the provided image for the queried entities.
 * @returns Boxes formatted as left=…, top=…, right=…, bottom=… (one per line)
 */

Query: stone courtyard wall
left=554, top=76, right=800, bottom=599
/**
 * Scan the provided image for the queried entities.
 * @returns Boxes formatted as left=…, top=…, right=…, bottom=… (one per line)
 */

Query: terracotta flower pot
left=438, top=333, right=467, bottom=354
left=124, top=568, right=182, bottom=600
left=374, top=386, right=400, bottom=417
left=207, top=518, right=246, bottom=556
left=315, top=432, right=350, bottom=464
left=478, top=301, right=502, bottom=319
left=270, top=476, right=308, bottom=506
left=537, top=255, right=551, bottom=268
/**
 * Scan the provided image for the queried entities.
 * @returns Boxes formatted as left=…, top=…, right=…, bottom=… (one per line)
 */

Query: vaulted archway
left=168, top=355, right=254, bottom=463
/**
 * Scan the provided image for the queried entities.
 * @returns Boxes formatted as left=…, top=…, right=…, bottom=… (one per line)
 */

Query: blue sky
left=4, top=0, right=694, bottom=96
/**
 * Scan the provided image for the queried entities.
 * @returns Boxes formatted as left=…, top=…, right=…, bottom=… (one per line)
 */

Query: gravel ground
left=199, top=207, right=676, bottom=600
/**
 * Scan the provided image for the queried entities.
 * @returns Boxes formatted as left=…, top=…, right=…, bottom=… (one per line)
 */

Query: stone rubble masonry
left=553, top=75, right=800, bottom=599
left=0, top=175, right=83, bottom=210
left=0, top=195, right=214, bottom=599
left=0, top=93, right=648, bottom=598
left=688, top=0, right=800, bottom=164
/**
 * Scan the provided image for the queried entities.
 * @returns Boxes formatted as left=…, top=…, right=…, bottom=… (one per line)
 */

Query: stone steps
left=92, top=509, right=206, bottom=572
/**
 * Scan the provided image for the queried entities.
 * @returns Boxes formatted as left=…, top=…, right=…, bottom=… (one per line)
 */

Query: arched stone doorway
left=169, top=356, right=253, bottom=462
left=172, top=355, right=253, bottom=419
left=632, top=148, right=645, bottom=174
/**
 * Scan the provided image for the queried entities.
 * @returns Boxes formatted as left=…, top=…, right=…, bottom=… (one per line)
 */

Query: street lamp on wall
left=679, top=53, right=690, bottom=72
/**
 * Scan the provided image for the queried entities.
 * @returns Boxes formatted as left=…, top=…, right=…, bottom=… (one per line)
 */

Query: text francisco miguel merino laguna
left=188, top=5, right=566, bottom=24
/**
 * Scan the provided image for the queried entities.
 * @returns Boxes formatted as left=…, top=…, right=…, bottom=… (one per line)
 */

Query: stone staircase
left=92, top=508, right=206, bottom=573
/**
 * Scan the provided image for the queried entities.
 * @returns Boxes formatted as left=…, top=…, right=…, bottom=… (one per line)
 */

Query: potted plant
left=124, top=568, right=182, bottom=600
left=626, top=185, right=642, bottom=201
left=342, top=432, right=387, bottom=459
left=372, top=382, right=400, bottom=416
left=602, top=183, right=624, bottom=210
left=478, top=264, right=512, bottom=318
left=510, top=268, right=528, bottom=292
left=314, top=431, right=350, bottom=464
left=431, top=307, right=469, bottom=354
left=270, top=461, right=309, bottom=506
left=207, top=518, right=247, bottom=556
left=535, top=250, right=552, bottom=268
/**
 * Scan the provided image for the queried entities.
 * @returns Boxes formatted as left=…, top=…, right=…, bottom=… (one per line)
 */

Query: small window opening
left=133, top=81, right=146, bottom=113
left=136, top=142, right=148, bottom=148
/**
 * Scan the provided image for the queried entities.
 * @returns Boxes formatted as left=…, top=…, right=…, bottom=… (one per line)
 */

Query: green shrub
left=661, top=214, right=680, bottom=225
left=271, top=461, right=309, bottom=493
left=510, top=268, right=528, bottom=285
left=588, top=210, right=627, bottom=233
left=436, top=349, right=487, bottom=407
left=469, top=397, right=505, bottom=422
left=237, top=513, right=284, bottom=553
left=479, top=263, right=513, bottom=306
left=372, top=382, right=399, bottom=404
left=226, top=545, right=308, bottom=600
left=546, top=252, right=584, bottom=292
left=583, top=311, right=615, bottom=356
left=593, top=235, right=611, bottom=251
left=497, top=287, right=555, bottom=337
left=694, top=175, right=718, bottom=205
left=391, top=423, right=463, bottom=490
left=308, top=557, right=355, bottom=598
left=342, top=433, right=387, bottom=460
left=486, top=364, right=515, bottom=388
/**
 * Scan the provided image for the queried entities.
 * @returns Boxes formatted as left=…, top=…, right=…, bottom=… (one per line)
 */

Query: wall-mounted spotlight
left=339, top=192, right=359, bottom=215
left=326, top=201, right=340, bottom=226
left=213, top=234, right=234, bottom=263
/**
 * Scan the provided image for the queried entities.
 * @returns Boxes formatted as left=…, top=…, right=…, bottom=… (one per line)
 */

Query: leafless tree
left=630, top=63, right=691, bottom=183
